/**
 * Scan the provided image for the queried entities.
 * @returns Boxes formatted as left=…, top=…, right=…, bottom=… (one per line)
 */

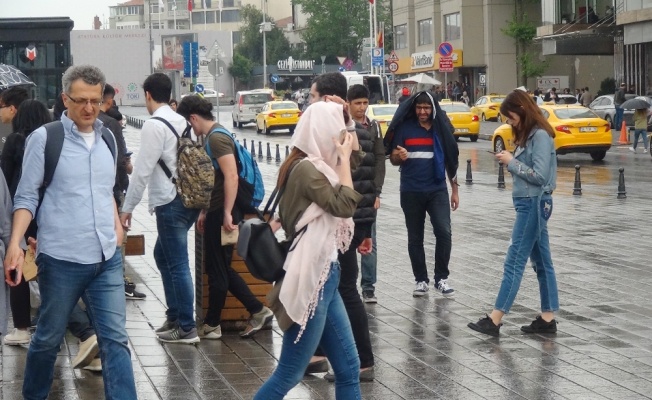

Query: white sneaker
left=629, top=147, right=636, bottom=153
left=199, top=324, right=222, bottom=340
left=83, top=357, right=102, bottom=372
left=435, top=279, right=456, bottom=297
left=4, top=328, right=31, bottom=345
left=413, top=281, right=429, bottom=297
left=644, top=148, right=649, bottom=153
left=72, top=335, right=99, bottom=369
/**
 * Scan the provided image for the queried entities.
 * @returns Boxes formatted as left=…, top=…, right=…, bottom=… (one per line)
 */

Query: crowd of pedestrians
left=0, top=64, right=565, bottom=399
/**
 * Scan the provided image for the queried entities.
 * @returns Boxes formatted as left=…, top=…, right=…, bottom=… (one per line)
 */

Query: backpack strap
left=100, top=127, right=117, bottom=166
left=205, top=126, right=236, bottom=171
left=151, top=116, right=180, bottom=182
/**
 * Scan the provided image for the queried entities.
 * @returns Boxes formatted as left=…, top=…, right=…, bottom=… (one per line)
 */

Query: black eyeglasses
left=66, top=94, right=103, bottom=108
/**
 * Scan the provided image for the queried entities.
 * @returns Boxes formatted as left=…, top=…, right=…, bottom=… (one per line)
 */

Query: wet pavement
left=2, top=107, right=652, bottom=399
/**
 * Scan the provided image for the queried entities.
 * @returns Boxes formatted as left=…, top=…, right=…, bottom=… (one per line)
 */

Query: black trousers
left=316, top=228, right=374, bottom=369
left=203, top=208, right=263, bottom=326
left=9, top=279, right=31, bottom=329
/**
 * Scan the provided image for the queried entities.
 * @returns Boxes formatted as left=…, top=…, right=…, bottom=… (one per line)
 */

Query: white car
left=181, top=89, right=225, bottom=99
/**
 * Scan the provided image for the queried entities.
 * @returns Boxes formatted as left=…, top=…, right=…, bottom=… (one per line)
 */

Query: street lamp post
left=261, top=0, right=269, bottom=88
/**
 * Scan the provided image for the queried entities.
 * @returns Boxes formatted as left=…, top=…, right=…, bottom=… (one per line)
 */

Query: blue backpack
left=205, top=127, right=265, bottom=213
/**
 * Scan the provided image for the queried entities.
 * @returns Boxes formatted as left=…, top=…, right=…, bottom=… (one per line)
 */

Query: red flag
left=369, top=0, right=374, bottom=3
left=188, top=0, right=193, bottom=11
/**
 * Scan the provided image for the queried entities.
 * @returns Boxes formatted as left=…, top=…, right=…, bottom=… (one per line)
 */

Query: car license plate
left=455, top=128, right=469, bottom=133
left=579, top=127, right=597, bottom=132
left=282, top=113, right=292, bottom=118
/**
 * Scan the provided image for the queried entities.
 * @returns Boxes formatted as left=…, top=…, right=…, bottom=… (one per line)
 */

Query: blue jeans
left=400, top=190, right=452, bottom=284
left=360, top=222, right=377, bottom=291
left=154, top=195, right=200, bottom=331
left=24, top=251, right=136, bottom=400
left=254, top=263, right=361, bottom=400
left=633, top=129, right=649, bottom=150
left=614, top=106, right=624, bottom=129
left=494, top=196, right=559, bottom=314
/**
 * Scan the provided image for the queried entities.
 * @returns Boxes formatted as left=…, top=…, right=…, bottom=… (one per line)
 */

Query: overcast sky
left=5, top=0, right=120, bottom=30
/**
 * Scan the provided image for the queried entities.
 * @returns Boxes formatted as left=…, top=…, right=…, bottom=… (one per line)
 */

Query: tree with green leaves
left=228, top=53, right=254, bottom=85
left=502, top=0, right=548, bottom=86
left=294, top=0, right=390, bottom=64
left=234, top=5, right=292, bottom=65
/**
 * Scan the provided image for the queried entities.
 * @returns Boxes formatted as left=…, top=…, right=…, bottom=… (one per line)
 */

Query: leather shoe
left=304, top=358, right=329, bottom=375
left=324, top=367, right=375, bottom=382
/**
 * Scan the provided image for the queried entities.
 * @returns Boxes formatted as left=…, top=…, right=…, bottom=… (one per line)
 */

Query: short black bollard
left=258, top=141, right=263, bottom=160
left=573, top=165, right=582, bottom=196
left=266, top=142, right=272, bottom=161
left=497, top=162, right=506, bottom=189
left=617, top=167, right=627, bottom=199
left=250, top=140, right=256, bottom=157
left=243, top=138, right=247, bottom=148
left=465, top=159, right=473, bottom=185
left=275, top=144, right=281, bottom=163
left=285, top=145, right=289, bottom=159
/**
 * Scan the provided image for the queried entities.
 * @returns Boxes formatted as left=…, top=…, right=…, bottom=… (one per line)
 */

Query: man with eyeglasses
left=4, top=64, right=137, bottom=399
left=384, top=91, right=460, bottom=298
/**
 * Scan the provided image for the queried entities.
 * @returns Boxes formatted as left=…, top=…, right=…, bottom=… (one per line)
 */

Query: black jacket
left=97, top=111, right=129, bottom=206
left=384, top=91, right=459, bottom=182
left=351, top=118, right=386, bottom=229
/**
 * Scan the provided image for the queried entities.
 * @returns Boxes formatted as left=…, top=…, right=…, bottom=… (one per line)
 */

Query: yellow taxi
left=491, top=104, right=612, bottom=161
left=366, top=104, right=398, bottom=137
left=255, top=101, right=302, bottom=134
left=471, top=94, right=506, bottom=122
left=439, top=100, right=480, bottom=142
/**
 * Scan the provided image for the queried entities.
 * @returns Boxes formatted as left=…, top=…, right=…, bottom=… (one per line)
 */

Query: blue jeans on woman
left=360, top=222, right=377, bottom=292
left=154, top=195, right=200, bottom=332
left=633, top=129, right=649, bottom=150
left=494, top=195, right=559, bottom=314
left=254, top=263, right=361, bottom=400
left=24, top=251, right=136, bottom=400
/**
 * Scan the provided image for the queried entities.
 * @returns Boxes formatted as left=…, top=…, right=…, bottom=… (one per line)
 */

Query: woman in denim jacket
left=469, top=90, right=559, bottom=336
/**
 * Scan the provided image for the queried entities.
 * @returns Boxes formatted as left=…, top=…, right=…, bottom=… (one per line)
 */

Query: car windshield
left=271, top=102, right=298, bottom=110
left=440, top=104, right=471, bottom=113
left=490, top=97, right=505, bottom=103
left=371, top=106, right=398, bottom=116
left=242, top=94, right=272, bottom=104
left=553, top=108, right=599, bottom=119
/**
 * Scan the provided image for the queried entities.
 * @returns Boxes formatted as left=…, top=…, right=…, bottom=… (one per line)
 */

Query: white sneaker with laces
left=413, top=281, right=429, bottom=297
left=435, top=279, right=455, bottom=297
left=629, top=147, right=636, bottom=153
left=4, top=328, right=31, bottom=345
left=199, top=324, right=222, bottom=340
left=644, top=148, right=649, bottom=153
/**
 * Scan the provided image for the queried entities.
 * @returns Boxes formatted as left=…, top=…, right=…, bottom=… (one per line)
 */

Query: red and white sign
left=439, top=57, right=454, bottom=72
left=388, top=61, right=399, bottom=73
left=388, top=50, right=399, bottom=62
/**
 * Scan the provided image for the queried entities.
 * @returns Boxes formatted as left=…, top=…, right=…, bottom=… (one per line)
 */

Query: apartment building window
left=223, top=0, right=235, bottom=7
left=418, top=19, right=432, bottom=45
left=221, top=10, right=240, bottom=22
left=444, top=13, right=460, bottom=41
left=150, top=4, right=161, bottom=13
left=394, top=24, right=407, bottom=49
left=232, top=31, right=242, bottom=45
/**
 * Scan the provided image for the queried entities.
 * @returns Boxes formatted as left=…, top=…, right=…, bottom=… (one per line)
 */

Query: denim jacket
left=507, top=128, right=557, bottom=198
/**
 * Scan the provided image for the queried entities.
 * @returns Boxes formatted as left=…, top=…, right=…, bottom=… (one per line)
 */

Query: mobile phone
left=9, top=269, right=17, bottom=284
left=339, top=129, right=348, bottom=144
left=486, top=150, right=498, bottom=154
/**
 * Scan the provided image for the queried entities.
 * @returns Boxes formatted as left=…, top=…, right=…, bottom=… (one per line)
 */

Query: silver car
left=589, top=94, right=636, bottom=128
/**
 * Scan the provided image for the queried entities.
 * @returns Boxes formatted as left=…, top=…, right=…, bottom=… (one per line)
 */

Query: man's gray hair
left=62, top=65, right=106, bottom=94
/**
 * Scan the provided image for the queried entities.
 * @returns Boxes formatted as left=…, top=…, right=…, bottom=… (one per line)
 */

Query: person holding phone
left=468, top=89, right=559, bottom=337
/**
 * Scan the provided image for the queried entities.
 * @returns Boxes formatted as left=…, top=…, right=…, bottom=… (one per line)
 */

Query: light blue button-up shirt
left=13, top=113, right=117, bottom=264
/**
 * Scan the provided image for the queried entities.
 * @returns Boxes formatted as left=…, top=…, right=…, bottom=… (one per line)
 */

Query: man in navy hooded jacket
left=384, top=91, right=459, bottom=298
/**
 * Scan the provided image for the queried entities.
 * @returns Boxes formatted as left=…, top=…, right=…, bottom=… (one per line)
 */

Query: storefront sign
left=411, top=51, right=434, bottom=70
left=277, top=57, right=314, bottom=72
left=25, top=44, right=37, bottom=61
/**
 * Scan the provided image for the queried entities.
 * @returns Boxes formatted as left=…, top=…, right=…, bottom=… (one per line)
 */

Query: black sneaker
left=362, top=290, right=377, bottom=304
left=521, top=316, right=557, bottom=333
left=125, top=281, right=146, bottom=300
left=468, top=315, right=502, bottom=337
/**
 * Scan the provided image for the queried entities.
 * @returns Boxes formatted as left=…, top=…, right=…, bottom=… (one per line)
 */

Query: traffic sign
left=195, top=84, right=205, bottom=93
left=388, top=61, right=399, bottom=73
left=478, top=73, right=486, bottom=87
left=270, top=74, right=279, bottom=84
left=208, top=58, right=227, bottom=77
left=343, top=59, right=354, bottom=70
left=182, top=41, right=199, bottom=78
left=372, top=47, right=384, bottom=67
left=388, top=50, right=399, bottom=62
left=439, top=57, right=454, bottom=72
left=338, top=66, right=346, bottom=72
left=438, top=42, right=453, bottom=57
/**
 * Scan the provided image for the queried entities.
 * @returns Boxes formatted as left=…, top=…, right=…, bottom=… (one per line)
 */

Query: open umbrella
left=621, top=97, right=650, bottom=110
left=399, top=73, right=441, bottom=86
left=0, top=63, right=36, bottom=91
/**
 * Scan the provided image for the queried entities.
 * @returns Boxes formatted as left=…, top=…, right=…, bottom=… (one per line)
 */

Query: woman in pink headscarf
left=254, top=101, right=362, bottom=399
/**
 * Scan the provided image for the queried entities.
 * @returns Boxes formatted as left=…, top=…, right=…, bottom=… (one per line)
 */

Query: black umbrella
left=620, top=97, right=650, bottom=110
left=0, top=63, right=35, bottom=91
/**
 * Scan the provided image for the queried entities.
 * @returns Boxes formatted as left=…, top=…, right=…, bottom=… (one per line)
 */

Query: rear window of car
left=490, top=97, right=505, bottom=103
left=242, top=94, right=272, bottom=104
left=271, top=102, right=298, bottom=110
left=553, top=108, right=599, bottom=119
left=371, top=106, right=398, bottom=116
left=440, top=104, right=471, bottom=113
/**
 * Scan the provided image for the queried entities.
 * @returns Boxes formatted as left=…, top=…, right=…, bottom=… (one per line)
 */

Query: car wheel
left=237, top=122, right=243, bottom=128
left=256, top=122, right=262, bottom=134
left=496, top=114, right=503, bottom=123
left=590, top=150, right=607, bottom=161
left=232, top=119, right=237, bottom=128
left=470, top=135, right=479, bottom=142
left=264, top=122, right=271, bottom=135
left=605, top=115, right=613, bottom=129
left=481, top=113, right=487, bottom=122
left=494, top=137, right=505, bottom=153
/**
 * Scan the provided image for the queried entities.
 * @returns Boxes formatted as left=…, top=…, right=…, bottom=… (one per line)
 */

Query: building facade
left=109, top=0, right=146, bottom=29
left=615, top=0, right=652, bottom=95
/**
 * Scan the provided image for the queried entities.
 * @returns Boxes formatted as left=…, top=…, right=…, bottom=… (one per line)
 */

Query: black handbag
left=237, top=186, right=306, bottom=283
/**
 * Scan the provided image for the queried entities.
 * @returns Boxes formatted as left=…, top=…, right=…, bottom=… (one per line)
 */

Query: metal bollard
left=465, top=159, right=473, bottom=185
left=266, top=142, right=272, bottom=161
left=497, top=162, right=506, bottom=189
left=250, top=140, right=256, bottom=157
left=275, top=144, right=281, bottom=163
left=617, top=167, right=627, bottom=199
left=285, top=145, right=289, bottom=159
left=573, top=165, right=582, bottom=196
left=258, top=141, right=263, bottom=160
left=243, top=138, right=247, bottom=148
